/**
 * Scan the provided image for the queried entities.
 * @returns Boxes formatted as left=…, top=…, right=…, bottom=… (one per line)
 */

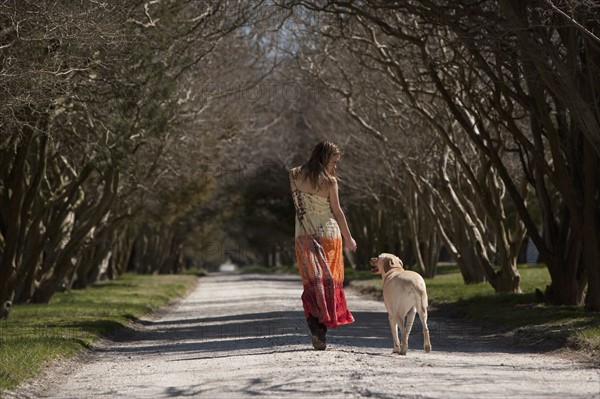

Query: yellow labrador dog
left=370, top=253, right=432, bottom=355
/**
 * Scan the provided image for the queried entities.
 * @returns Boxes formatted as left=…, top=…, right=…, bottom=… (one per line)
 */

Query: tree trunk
left=0, top=136, right=29, bottom=317
left=453, top=219, right=486, bottom=284
left=32, top=169, right=118, bottom=303
left=543, top=224, right=587, bottom=306
left=422, top=231, right=441, bottom=279
left=583, top=139, right=600, bottom=311
left=407, top=191, right=426, bottom=276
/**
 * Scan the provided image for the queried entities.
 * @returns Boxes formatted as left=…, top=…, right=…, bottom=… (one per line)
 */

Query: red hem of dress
left=301, top=282, right=355, bottom=328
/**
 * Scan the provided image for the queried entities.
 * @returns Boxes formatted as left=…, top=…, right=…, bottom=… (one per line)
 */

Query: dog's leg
left=418, top=306, right=432, bottom=353
left=388, top=315, right=401, bottom=354
left=400, top=307, right=416, bottom=355
left=397, top=315, right=406, bottom=355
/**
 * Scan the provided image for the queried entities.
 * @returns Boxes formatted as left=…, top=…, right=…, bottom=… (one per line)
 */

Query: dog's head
left=370, top=253, right=404, bottom=274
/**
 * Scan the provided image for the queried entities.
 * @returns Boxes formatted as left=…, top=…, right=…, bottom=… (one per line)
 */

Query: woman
left=290, top=140, right=356, bottom=350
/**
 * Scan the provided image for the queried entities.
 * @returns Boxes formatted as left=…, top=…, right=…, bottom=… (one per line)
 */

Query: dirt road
left=10, top=273, right=600, bottom=398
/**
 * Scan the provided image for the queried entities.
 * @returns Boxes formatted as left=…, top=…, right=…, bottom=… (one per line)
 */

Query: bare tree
left=0, top=0, right=272, bottom=315
left=282, top=0, right=600, bottom=308
left=278, top=4, right=527, bottom=292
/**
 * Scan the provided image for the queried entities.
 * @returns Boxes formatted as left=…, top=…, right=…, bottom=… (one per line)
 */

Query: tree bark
left=32, top=169, right=119, bottom=303
left=583, top=138, right=600, bottom=311
left=0, top=134, right=30, bottom=317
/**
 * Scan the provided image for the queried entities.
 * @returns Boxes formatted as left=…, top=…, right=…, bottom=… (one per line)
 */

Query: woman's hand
left=345, top=237, right=357, bottom=252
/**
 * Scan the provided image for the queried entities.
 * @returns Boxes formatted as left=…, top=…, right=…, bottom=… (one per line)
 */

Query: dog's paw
left=393, top=348, right=400, bottom=354
left=400, top=343, right=408, bottom=355
left=424, top=345, right=432, bottom=353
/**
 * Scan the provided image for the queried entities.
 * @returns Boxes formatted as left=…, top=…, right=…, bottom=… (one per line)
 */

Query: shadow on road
left=94, top=287, right=536, bottom=360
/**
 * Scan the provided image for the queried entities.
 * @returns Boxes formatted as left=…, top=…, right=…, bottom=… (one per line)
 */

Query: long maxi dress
left=291, top=179, right=355, bottom=328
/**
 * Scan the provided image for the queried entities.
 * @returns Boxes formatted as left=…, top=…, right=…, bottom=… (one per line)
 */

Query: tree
left=0, top=0, right=270, bottom=315
left=285, top=0, right=600, bottom=308
left=282, top=3, right=527, bottom=291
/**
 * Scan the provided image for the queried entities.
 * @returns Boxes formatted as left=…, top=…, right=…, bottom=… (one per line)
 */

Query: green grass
left=180, top=267, right=209, bottom=277
left=349, top=264, right=600, bottom=357
left=0, top=273, right=197, bottom=392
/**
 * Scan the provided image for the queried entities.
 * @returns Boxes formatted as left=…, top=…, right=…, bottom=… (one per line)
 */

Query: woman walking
left=290, top=140, right=356, bottom=350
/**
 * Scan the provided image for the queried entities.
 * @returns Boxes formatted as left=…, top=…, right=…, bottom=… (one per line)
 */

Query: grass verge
left=0, top=273, right=197, bottom=393
left=349, top=264, right=600, bottom=361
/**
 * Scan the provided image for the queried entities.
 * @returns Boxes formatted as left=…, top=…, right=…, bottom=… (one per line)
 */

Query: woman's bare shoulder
left=324, top=175, right=338, bottom=186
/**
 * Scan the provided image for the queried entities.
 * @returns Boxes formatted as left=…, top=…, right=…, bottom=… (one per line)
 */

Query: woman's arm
left=329, top=179, right=357, bottom=252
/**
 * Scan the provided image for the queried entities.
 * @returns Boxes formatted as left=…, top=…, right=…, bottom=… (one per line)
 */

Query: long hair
left=296, top=140, right=341, bottom=189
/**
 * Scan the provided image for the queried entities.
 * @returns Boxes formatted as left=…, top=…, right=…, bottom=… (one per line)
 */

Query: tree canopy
left=1, top=0, right=599, bottom=317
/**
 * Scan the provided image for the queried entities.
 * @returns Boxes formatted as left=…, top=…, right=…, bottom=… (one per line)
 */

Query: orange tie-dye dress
left=292, top=186, right=355, bottom=328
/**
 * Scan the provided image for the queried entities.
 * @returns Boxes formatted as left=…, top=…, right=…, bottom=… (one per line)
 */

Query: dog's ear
left=383, top=257, right=394, bottom=273
left=384, top=256, right=404, bottom=272
left=395, top=256, right=405, bottom=270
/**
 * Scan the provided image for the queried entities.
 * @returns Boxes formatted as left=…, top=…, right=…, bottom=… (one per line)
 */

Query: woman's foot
left=311, top=335, right=326, bottom=350
left=307, top=315, right=327, bottom=350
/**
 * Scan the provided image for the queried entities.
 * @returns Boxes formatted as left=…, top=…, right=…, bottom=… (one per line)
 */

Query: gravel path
left=10, top=273, right=600, bottom=398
